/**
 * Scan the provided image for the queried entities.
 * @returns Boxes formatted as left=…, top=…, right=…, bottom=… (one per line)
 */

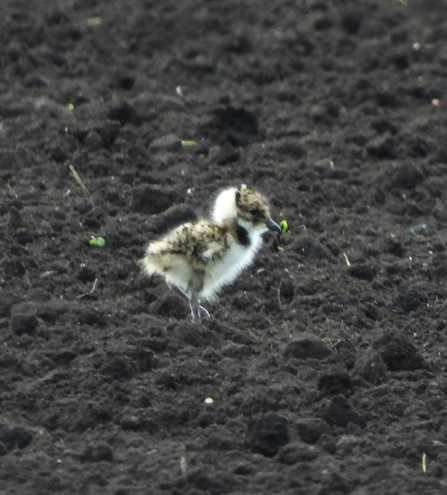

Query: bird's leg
left=167, top=283, right=189, bottom=302
left=198, top=304, right=210, bottom=319
left=189, top=294, right=210, bottom=319
left=167, top=283, right=210, bottom=318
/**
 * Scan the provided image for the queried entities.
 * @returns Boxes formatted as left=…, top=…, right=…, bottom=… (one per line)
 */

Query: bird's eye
left=249, top=208, right=262, bottom=217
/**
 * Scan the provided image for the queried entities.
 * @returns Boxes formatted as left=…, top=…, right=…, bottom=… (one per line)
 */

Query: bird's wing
left=162, top=220, right=230, bottom=263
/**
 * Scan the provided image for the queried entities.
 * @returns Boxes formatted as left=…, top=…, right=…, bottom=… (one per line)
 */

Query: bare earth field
left=2, top=1, right=447, bottom=494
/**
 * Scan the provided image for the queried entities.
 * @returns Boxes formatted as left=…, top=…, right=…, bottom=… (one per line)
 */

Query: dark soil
left=2, top=0, right=447, bottom=494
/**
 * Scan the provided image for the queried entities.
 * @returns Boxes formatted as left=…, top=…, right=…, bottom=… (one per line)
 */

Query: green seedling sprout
left=89, top=236, right=105, bottom=247
left=67, top=103, right=74, bottom=111
left=280, top=219, right=289, bottom=233
left=275, top=219, right=289, bottom=252
left=181, top=140, right=197, bottom=147
left=204, top=397, right=214, bottom=404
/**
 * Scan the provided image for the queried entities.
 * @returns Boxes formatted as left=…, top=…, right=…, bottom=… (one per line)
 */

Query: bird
left=140, top=184, right=281, bottom=319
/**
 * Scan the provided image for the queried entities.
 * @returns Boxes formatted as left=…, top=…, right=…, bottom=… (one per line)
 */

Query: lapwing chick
left=140, top=184, right=281, bottom=319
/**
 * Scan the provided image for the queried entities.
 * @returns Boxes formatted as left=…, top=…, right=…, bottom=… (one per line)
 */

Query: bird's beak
left=265, top=218, right=282, bottom=232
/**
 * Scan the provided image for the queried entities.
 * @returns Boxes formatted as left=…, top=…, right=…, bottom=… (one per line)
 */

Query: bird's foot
left=167, top=283, right=210, bottom=319
left=198, top=305, right=210, bottom=318
left=190, top=297, right=210, bottom=319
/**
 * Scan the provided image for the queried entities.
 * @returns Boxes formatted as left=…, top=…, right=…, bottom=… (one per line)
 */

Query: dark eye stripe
left=249, top=208, right=263, bottom=217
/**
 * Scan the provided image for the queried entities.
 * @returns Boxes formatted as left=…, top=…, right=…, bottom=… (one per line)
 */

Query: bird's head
left=212, top=184, right=281, bottom=234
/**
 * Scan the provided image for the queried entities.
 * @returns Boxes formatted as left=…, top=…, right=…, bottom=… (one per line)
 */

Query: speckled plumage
left=140, top=184, right=280, bottom=318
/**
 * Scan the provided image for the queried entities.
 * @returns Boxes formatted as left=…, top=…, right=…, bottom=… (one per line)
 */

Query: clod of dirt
left=201, top=106, right=259, bottom=146
left=296, top=419, right=329, bottom=444
left=364, top=303, right=382, bottom=321
left=47, top=351, right=76, bottom=366
left=233, top=463, right=254, bottom=475
left=14, top=228, right=34, bottom=245
left=120, top=415, right=158, bottom=433
left=78, top=264, right=97, bottom=283
left=211, top=144, right=241, bottom=165
left=114, top=74, right=135, bottom=91
left=7, top=206, right=21, bottom=230
left=11, top=314, right=38, bottom=336
left=278, top=441, right=320, bottom=465
left=314, top=12, right=334, bottom=31
left=149, top=134, right=182, bottom=152
left=284, top=338, right=332, bottom=360
left=73, top=202, right=93, bottom=215
left=179, top=469, right=241, bottom=494
left=132, top=185, right=184, bottom=214
left=341, top=10, right=363, bottom=34
left=246, top=413, right=290, bottom=457
left=74, top=121, right=120, bottom=147
left=348, top=264, right=376, bottom=282
left=0, top=423, right=33, bottom=451
left=319, top=472, right=351, bottom=494
left=335, top=434, right=361, bottom=456
left=323, top=396, right=366, bottom=428
left=107, top=102, right=140, bottom=125
left=223, top=34, right=252, bottom=54
left=317, top=371, right=352, bottom=396
left=293, top=236, right=330, bottom=260
left=79, top=310, right=107, bottom=327
left=354, top=350, right=388, bottom=385
left=155, top=370, right=177, bottom=390
left=23, top=74, right=50, bottom=88
left=98, top=354, right=137, bottom=381
left=367, top=135, right=397, bottom=159
left=205, top=433, right=245, bottom=452
left=374, top=332, right=428, bottom=372
left=84, top=130, right=103, bottom=151
left=389, top=164, right=425, bottom=190
left=149, top=294, right=189, bottom=319
left=422, top=176, right=447, bottom=198
left=383, top=238, right=405, bottom=257
left=79, top=444, right=113, bottom=463
left=82, top=211, right=103, bottom=230
left=279, top=279, right=295, bottom=304
left=409, top=136, right=431, bottom=158
left=271, top=138, right=306, bottom=158
left=371, top=118, right=398, bottom=135
left=3, top=259, right=26, bottom=278
left=391, top=289, right=428, bottom=314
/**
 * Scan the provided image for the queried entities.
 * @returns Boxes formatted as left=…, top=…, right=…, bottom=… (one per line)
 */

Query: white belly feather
left=201, top=234, right=262, bottom=300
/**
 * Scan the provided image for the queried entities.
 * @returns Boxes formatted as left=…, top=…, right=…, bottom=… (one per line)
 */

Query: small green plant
left=279, top=219, right=289, bottom=233
left=275, top=219, right=289, bottom=251
left=89, top=236, right=105, bottom=247
left=181, top=140, right=197, bottom=147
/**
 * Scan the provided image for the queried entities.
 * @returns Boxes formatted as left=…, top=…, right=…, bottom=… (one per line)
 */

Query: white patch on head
left=211, top=187, right=238, bottom=223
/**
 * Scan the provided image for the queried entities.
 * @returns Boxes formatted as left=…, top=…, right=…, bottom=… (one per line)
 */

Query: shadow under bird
left=140, top=184, right=281, bottom=318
